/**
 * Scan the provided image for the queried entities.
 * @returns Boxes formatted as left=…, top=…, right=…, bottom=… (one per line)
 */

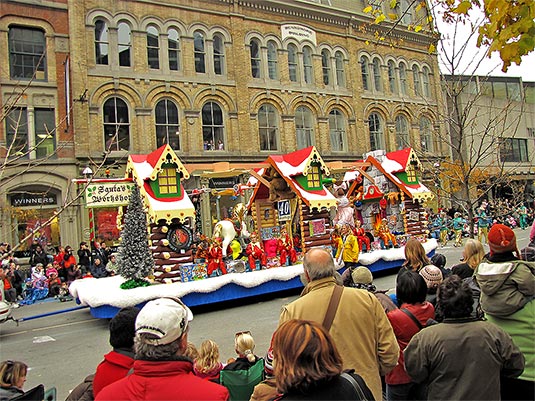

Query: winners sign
left=85, top=182, right=136, bottom=208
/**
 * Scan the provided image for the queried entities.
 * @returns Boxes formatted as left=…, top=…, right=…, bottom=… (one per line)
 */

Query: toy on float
left=206, top=237, right=227, bottom=277
left=377, top=219, right=399, bottom=249
left=245, top=231, right=267, bottom=271
left=353, top=219, right=371, bottom=253
left=333, top=183, right=355, bottom=228
left=277, top=226, right=297, bottom=266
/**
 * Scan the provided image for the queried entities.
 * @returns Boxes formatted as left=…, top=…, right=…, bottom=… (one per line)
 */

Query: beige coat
left=279, top=277, right=399, bottom=401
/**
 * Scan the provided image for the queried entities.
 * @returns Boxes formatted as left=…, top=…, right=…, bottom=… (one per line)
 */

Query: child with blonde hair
left=193, top=340, right=224, bottom=382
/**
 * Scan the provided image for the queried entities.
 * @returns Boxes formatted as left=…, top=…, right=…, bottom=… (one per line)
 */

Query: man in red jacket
left=92, top=306, right=140, bottom=397
left=96, top=297, right=229, bottom=401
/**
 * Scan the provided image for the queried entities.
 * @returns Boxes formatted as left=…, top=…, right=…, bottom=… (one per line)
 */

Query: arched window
left=321, top=49, right=331, bottom=85
left=213, top=34, right=224, bottom=75
left=295, top=106, right=315, bottom=149
left=168, top=29, right=180, bottom=71
left=395, top=115, right=409, bottom=150
left=9, top=26, right=47, bottom=80
left=250, top=39, right=261, bottom=78
left=335, top=51, right=345, bottom=87
left=155, top=99, right=180, bottom=150
left=117, top=22, right=131, bottom=67
left=194, top=31, right=205, bottom=73
left=288, top=44, right=298, bottom=82
left=258, top=104, right=279, bottom=151
left=399, top=63, right=408, bottom=95
left=267, top=41, right=278, bottom=80
left=103, top=97, right=130, bottom=151
left=412, top=65, right=421, bottom=96
left=94, top=19, right=109, bottom=65
left=147, top=26, right=159, bottom=69
left=360, top=56, right=370, bottom=90
left=420, top=116, right=433, bottom=152
left=202, top=102, right=224, bottom=150
left=303, top=46, right=313, bottom=84
left=422, top=66, right=431, bottom=98
left=329, top=109, right=346, bottom=152
left=372, top=58, right=382, bottom=92
left=368, top=112, right=384, bottom=151
left=387, top=60, right=398, bottom=94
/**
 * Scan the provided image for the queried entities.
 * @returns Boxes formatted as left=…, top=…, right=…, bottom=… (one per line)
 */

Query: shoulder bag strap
left=322, top=285, right=344, bottom=331
left=340, top=372, right=370, bottom=401
left=400, top=307, right=423, bottom=330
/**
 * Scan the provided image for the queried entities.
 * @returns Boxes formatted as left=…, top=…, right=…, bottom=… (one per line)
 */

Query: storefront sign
left=281, top=24, right=317, bottom=44
left=10, top=193, right=57, bottom=207
left=277, top=200, right=291, bottom=221
left=208, top=176, right=239, bottom=189
left=85, top=182, right=135, bottom=208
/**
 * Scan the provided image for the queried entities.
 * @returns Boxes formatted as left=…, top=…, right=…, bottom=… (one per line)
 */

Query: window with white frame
left=329, top=109, right=346, bottom=152
left=147, top=26, right=160, bottom=69
left=288, top=44, right=298, bottom=82
left=117, top=22, right=131, bottom=67
left=395, top=114, right=409, bottom=150
left=94, top=19, right=109, bottom=65
left=422, top=66, right=431, bottom=98
left=250, top=39, right=261, bottom=78
left=202, top=102, right=224, bottom=150
left=155, top=99, right=180, bottom=150
left=168, top=28, right=180, bottom=71
left=321, top=49, right=331, bottom=85
left=419, top=116, right=433, bottom=153
left=103, top=97, right=130, bottom=151
left=194, top=31, right=205, bottom=73
left=5, top=107, right=28, bottom=156
left=335, top=51, right=345, bottom=87
left=258, top=104, right=279, bottom=151
left=295, top=106, right=315, bottom=149
left=499, top=138, right=529, bottom=162
left=267, top=41, right=278, bottom=80
left=360, top=55, right=370, bottom=90
left=213, top=34, right=225, bottom=75
left=368, top=112, right=385, bottom=151
left=9, top=26, right=46, bottom=80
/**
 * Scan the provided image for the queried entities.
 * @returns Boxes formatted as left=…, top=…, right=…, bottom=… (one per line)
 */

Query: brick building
left=1, top=0, right=445, bottom=249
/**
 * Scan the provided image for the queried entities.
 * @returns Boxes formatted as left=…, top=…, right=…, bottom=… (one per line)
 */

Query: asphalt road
left=1, top=229, right=531, bottom=400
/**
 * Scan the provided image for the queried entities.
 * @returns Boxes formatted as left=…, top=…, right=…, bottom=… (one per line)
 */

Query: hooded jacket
left=92, top=349, right=135, bottom=397
left=95, top=359, right=229, bottom=401
left=475, top=253, right=535, bottom=316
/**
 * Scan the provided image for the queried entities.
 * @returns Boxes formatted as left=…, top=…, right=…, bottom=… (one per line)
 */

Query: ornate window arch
left=329, top=108, right=347, bottom=152
left=399, top=62, right=408, bottom=95
left=335, top=51, right=345, bottom=87
left=303, top=46, right=314, bottom=84
left=267, top=40, right=278, bottom=80
left=103, top=97, right=130, bottom=151
left=94, top=19, right=109, bottom=65
left=147, top=25, right=160, bottom=69
left=287, top=43, right=299, bottom=82
left=422, top=66, right=432, bottom=98
left=194, top=30, right=206, bottom=73
left=368, top=112, right=385, bottom=151
left=395, top=114, right=410, bottom=150
left=202, top=102, right=225, bottom=150
left=412, top=64, right=421, bottom=96
left=372, top=58, right=383, bottom=92
left=360, top=55, right=370, bottom=90
left=295, top=106, right=315, bottom=149
left=321, top=49, right=331, bottom=86
left=168, top=28, right=181, bottom=71
left=213, top=33, right=225, bottom=75
left=387, top=60, right=398, bottom=94
left=419, top=116, right=433, bottom=152
left=117, top=22, right=132, bottom=67
left=250, top=38, right=262, bottom=78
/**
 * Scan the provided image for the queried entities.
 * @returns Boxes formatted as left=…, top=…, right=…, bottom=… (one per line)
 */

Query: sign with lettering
left=277, top=200, right=291, bottom=221
left=85, top=182, right=136, bottom=208
left=281, top=24, right=317, bottom=45
left=309, top=219, right=326, bottom=236
left=10, top=193, right=57, bottom=207
left=208, top=176, right=239, bottom=189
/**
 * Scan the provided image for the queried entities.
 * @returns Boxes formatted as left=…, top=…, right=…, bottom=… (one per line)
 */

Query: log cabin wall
left=402, top=200, right=428, bottom=237
left=150, top=224, right=193, bottom=282
left=300, top=201, right=333, bottom=253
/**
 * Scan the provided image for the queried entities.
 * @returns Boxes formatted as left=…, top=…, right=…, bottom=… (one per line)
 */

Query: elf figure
left=245, top=231, right=267, bottom=270
left=378, top=219, right=398, bottom=249
left=277, top=226, right=297, bottom=266
left=206, top=237, right=227, bottom=276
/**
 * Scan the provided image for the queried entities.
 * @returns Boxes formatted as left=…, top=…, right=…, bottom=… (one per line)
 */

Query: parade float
left=70, top=145, right=437, bottom=318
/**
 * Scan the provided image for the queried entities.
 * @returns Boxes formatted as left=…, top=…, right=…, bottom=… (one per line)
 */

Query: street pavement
left=0, top=229, right=531, bottom=400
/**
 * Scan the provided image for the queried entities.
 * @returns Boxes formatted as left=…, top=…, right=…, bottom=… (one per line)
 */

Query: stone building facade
left=1, top=0, right=445, bottom=249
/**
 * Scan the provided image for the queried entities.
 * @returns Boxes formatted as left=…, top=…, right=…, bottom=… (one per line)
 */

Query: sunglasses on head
left=235, top=330, right=251, bottom=339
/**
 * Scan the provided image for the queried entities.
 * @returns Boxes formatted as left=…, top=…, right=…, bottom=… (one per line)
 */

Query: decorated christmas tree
left=117, top=185, right=154, bottom=289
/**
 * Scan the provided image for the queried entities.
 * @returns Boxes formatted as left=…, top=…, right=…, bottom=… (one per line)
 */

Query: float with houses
left=70, top=145, right=437, bottom=318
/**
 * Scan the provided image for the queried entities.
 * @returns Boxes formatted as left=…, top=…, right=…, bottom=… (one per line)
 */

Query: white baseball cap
left=135, top=297, right=193, bottom=345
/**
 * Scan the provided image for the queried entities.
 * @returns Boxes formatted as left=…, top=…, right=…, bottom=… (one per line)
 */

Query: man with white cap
left=96, top=297, right=229, bottom=401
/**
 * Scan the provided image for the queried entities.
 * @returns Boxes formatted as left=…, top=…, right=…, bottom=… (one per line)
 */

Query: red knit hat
left=488, top=224, right=517, bottom=255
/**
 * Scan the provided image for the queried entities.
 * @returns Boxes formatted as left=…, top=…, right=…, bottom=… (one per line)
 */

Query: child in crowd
left=194, top=340, right=224, bottom=382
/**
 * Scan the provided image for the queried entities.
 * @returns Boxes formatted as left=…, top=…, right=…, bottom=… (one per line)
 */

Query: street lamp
left=82, top=166, right=93, bottom=179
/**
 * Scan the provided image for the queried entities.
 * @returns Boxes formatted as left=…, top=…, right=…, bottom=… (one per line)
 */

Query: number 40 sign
left=277, top=200, right=291, bottom=221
